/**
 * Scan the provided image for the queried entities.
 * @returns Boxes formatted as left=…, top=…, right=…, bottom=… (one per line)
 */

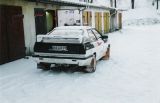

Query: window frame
left=91, top=28, right=102, bottom=39
left=87, top=29, right=97, bottom=42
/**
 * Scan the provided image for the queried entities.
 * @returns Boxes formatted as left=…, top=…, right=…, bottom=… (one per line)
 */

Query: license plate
left=49, top=46, right=68, bottom=51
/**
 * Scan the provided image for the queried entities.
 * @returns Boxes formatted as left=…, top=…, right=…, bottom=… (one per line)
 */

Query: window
left=87, top=29, right=96, bottom=42
left=92, top=29, right=102, bottom=39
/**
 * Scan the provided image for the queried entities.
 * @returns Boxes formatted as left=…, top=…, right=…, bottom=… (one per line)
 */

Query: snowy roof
left=54, top=26, right=92, bottom=30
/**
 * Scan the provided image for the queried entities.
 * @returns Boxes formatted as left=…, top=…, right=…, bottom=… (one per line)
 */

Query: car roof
left=54, top=26, right=92, bottom=30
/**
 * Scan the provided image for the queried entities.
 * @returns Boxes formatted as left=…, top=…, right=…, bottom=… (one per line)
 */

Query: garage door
left=0, top=5, right=25, bottom=64
left=83, top=11, right=92, bottom=26
left=95, top=12, right=102, bottom=33
left=118, top=13, right=122, bottom=29
left=103, top=12, right=110, bottom=33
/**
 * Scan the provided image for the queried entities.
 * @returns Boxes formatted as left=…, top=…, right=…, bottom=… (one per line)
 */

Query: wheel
left=84, top=55, right=96, bottom=73
left=102, top=44, right=110, bottom=60
left=37, top=63, right=51, bottom=70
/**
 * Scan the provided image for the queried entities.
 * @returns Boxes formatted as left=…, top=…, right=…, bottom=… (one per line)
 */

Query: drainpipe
left=157, top=0, right=159, bottom=9
left=79, top=0, right=88, bottom=26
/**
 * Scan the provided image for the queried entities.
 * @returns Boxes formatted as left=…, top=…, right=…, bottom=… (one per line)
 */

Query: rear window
left=48, top=29, right=83, bottom=36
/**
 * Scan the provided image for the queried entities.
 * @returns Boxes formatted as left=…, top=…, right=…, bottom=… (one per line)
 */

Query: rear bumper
left=32, top=55, right=93, bottom=66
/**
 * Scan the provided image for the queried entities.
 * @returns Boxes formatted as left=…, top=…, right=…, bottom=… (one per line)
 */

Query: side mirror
left=102, top=35, right=108, bottom=39
left=102, top=35, right=108, bottom=42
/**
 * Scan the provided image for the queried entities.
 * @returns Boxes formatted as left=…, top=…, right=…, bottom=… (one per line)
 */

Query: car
left=33, top=26, right=110, bottom=73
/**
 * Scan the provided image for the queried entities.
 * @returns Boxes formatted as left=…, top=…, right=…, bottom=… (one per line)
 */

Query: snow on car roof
left=54, top=26, right=92, bottom=30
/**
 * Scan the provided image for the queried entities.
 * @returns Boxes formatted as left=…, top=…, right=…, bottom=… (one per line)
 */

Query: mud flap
left=102, top=44, right=110, bottom=60
left=84, top=55, right=96, bottom=73
left=37, top=63, right=51, bottom=70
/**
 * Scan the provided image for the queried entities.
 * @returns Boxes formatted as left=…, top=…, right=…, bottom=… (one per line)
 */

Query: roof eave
left=26, top=0, right=115, bottom=10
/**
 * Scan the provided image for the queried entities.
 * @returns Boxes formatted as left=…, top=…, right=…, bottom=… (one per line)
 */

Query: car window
left=87, top=29, right=97, bottom=42
left=49, top=29, right=83, bottom=36
left=92, top=29, right=102, bottom=39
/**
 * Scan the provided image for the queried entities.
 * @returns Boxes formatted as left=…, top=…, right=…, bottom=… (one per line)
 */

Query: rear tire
left=84, top=55, right=96, bottom=73
left=37, top=63, right=51, bottom=70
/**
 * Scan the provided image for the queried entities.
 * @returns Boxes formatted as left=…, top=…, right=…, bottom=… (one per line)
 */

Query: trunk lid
left=34, top=42, right=86, bottom=54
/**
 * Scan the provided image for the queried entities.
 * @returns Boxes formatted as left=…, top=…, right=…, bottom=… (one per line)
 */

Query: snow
left=1, top=24, right=160, bottom=103
left=1, top=0, right=160, bottom=103
left=122, top=0, right=160, bottom=26
left=61, top=0, right=110, bottom=7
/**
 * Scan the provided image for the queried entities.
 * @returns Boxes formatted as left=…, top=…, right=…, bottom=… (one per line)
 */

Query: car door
left=87, top=29, right=101, bottom=60
left=91, top=29, right=105, bottom=59
left=87, top=29, right=104, bottom=60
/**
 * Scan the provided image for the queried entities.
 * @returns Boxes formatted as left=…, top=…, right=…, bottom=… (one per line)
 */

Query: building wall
left=0, top=0, right=119, bottom=56
left=0, top=0, right=59, bottom=54
left=58, top=6, right=81, bottom=26
left=58, top=9, right=80, bottom=26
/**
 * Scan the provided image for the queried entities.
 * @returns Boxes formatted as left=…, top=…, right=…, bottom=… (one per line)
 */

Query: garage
left=34, top=8, right=57, bottom=35
left=0, top=5, right=25, bottom=64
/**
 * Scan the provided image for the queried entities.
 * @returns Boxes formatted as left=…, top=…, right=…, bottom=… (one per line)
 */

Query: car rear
left=33, top=26, right=93, bottom=69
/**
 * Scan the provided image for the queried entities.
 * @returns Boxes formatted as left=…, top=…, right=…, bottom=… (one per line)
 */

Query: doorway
left=46, top=10, right=56, bottom=32
left=0, top=5, right=25, bottom=64
left=34, top=8, right=57, bottom=35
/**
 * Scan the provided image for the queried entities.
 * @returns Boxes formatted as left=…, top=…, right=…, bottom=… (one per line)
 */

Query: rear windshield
left=48, top=29, right=83, bottom=36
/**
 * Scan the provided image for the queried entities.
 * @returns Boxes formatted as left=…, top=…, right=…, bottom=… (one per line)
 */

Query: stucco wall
left=59, top=6, right=110, bottom=33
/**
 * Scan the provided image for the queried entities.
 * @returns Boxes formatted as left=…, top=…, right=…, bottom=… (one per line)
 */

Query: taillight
left=84, top=42, right=94, bottom=50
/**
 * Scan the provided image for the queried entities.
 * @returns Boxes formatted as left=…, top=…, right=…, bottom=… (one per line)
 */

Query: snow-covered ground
left=1, top=0, right=160, bottom=103
left=1, top=25, right=160, bottom=103
left=122, top=0, right=160, bottom=26
left=1, top=24, right=160, bottom=103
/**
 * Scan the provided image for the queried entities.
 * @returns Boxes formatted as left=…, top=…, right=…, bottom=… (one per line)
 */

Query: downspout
left=79, top=0, right=88, bottom=26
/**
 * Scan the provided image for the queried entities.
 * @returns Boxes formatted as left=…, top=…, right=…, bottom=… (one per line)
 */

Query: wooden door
left=83, top=11, right=88, bottom=26
left=118, top=13, right=122, bottom=29
left=6, top=6, right=25, bottom=62
left=0, top=5, right=25, bottom=64
left=95, top=12, right=99, bottom=32
left=103, top=12, right=110, bottom=33
left=98, top=13, right=102, bottom=33
left=95, top=12, right=102, bottom=33
left=87, top=11, right=92, bottom=26
left=0, top=5, right=9, bottom=64
left=110, top=14, right=115, bottom=32
left=35, top=8, right=47, bottom=35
